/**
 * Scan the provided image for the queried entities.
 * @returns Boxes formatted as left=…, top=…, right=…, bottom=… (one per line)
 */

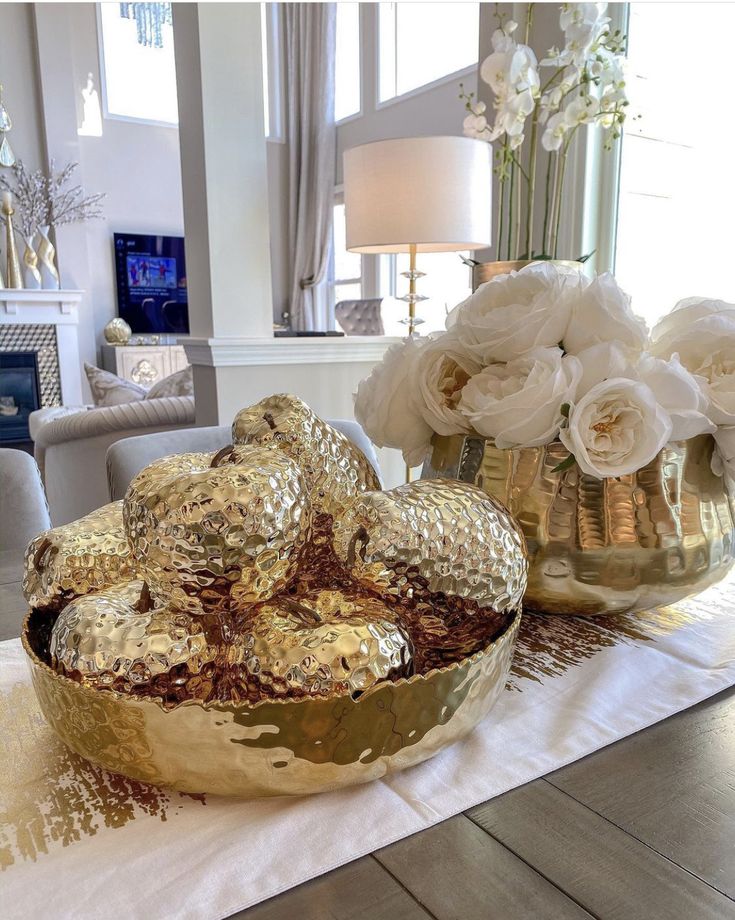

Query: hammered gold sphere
left=332, top=479, right=528, bottom=613
left=123, top=447, right=311, bottom=615
left=239, top=588, right=412, bottom=697
left=231, top=394, right=381, bottom=519
left=50, top=580, right=214, bottom=695
left=23, top=502, right=135, bottom=612
left=103, top=316, right=132, bottom=345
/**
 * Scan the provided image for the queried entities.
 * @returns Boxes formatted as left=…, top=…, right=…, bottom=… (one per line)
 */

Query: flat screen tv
left=113, top=233, right=189, bottom=334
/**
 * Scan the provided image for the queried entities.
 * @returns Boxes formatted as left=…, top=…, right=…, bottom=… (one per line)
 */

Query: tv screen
left=113, top=233, right=189, bottom=334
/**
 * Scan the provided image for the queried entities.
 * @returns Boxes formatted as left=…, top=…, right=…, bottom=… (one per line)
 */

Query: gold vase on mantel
left=472, top=260, right=583, bottom=291
left=422, top=433, right=735, bottom=616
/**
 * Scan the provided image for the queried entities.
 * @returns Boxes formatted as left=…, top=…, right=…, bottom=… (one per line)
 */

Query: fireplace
left=0, top=352, right=41, bottom=443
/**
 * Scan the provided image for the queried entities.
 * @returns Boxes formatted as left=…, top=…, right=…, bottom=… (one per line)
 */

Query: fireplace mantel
left=0, top=290, right=84, bottom=405
left=0, top=289, right=83, bottom=322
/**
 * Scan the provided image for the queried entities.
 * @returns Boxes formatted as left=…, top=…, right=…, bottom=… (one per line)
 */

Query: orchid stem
left=507, top=158, right=515, bottom=260
left=541, top=152, right=552, bottom=255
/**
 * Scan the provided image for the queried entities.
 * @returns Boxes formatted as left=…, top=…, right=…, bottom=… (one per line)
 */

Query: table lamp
left=343, top=136, right=493, bottom=335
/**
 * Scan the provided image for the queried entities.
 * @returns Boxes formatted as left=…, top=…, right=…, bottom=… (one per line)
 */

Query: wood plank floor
left=2, top=577, right=733, bottom=919
left=234, top=686, right=735, bottom=920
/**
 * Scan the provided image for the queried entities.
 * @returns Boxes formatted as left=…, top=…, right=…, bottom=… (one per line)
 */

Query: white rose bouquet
left=355, top=262, right=731, bottom=482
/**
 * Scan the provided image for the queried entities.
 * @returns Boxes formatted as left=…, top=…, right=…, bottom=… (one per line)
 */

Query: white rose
left=446, top=261, right=586, bottom=364
left=651, top=296, right=735, bottom=357
left=635, top=353, right=714, bottom=440
left=355, top=338, right=433, bottom=467
left=560, top=377, right=672, bottom=478
left=573, top=345, right=713, bottom=440
left=458, top=346, right=581, bottom=449
left=574, top=341, right=631, bottom=395
left=652, top=301, right=735, bottom=425
left=414, top=333, right=482, bottom=436
left=563, top=272, right=648, bottom=355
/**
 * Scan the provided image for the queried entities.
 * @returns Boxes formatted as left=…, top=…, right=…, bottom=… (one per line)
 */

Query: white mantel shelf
left=0, top=290, right=83, bottom=323
left=183, top=335, right=402, bottom=367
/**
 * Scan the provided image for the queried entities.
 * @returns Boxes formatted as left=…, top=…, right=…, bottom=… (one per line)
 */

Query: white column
left=173, top=2, right=274, bottom=425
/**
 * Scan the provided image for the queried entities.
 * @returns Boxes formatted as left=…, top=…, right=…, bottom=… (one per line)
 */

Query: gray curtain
left=284, top=3, right=336, bottom=332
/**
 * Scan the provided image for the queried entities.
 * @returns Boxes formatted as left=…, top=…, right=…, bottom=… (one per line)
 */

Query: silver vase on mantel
left=22, top=235, right=42, bottom=290
left=422, top=433, right=735, bottom=617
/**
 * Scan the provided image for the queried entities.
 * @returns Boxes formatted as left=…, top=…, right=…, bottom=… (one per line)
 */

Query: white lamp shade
left=344, top=136, right=492, bottom=254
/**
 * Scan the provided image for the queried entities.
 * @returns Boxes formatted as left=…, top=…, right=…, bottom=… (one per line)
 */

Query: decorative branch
left=0, top=161, right=48, bottom=238
left=45, top=160, right=105, bottom=227
left=0, top=158, right=105, bottom=238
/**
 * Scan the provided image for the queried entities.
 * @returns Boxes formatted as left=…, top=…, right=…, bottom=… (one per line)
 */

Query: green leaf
left=551, top=454, right=576, bottom=474
left=560, top=402, right=570, bottom=419
left=576, top=249, right=597, bottom=264
left=530, top=252, right=553, bottom=260
left=460, top=255, right=480, bottom=267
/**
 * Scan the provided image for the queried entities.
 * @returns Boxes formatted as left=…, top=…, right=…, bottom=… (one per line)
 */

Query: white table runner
left=3, top=580, right=735, bottom=919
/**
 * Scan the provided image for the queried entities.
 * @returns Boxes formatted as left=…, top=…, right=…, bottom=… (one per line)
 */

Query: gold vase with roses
left=355, top=262, right=735, bottom=616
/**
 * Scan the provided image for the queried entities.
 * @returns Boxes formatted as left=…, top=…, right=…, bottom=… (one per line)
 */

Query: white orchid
left=556, top=2, right=610, bottom=67
left=468, top=2, right=627, bottom=259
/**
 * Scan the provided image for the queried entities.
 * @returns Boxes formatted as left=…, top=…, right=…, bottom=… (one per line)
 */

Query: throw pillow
left=84, top=363, right=146, bottom=407
left=145, top=366, right=194, bottom=399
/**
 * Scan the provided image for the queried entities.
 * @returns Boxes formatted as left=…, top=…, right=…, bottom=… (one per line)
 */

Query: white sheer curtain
left=284, top=3, right=336, bottom=331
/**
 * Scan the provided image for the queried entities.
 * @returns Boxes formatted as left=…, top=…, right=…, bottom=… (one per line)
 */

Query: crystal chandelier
left=119, top=3, right=173, bottom=49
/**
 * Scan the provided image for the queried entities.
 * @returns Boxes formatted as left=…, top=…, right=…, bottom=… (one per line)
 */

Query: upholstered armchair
left=31, top=396, right=195, bottom=525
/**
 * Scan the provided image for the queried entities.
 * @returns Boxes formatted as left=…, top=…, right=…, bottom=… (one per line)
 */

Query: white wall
left=66, top=4, right=185, bottom=357
left=0, top=4, right=45, bottom=172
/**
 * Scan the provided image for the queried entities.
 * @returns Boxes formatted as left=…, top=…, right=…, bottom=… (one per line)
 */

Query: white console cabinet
left=101, top=344, right=189, bottom=387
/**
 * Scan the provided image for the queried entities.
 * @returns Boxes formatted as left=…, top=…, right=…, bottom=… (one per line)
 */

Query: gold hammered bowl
left=22, top=609, right=519, bottom=797
left=424, top=434, right=735, bottom=616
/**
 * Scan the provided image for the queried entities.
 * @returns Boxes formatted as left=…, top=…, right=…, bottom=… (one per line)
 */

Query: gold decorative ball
left=50, top=580, right=214, bottom=696
left=332, top=479, right=528, bottom=613
left=23, top=502, right=135, bottom=612
left=231, top=394, right=380, bottom=520
left=239, top=588, right=412, bottom=697
left=123, top=447, right=311, bottom=616
left=103, top=317, right=132, bottom=345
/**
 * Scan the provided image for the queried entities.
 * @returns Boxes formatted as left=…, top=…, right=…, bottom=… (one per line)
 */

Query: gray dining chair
left=0, top=449, right=51, bottom=639
left=106, top=420, right=381, bottom=501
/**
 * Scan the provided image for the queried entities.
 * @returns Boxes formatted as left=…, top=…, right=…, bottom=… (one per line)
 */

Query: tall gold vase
left=423, top=434, right=735, bottom=616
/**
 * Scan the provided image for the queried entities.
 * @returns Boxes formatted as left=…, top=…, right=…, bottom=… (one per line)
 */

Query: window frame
left=375, top=2, right=479, bottom=109
left=330, top=188, right=364, bottom=306
left=335, top=2, right=363, bottom=126
left=96, top=2, right=285, bottom=138
left=576, top=2, right=630, bottom=275
left=263, top=3, right=286, bottom=142
left=96, top=2, right=179, bottom=129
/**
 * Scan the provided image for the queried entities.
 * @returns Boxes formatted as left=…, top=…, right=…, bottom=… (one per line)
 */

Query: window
left=381, top=252, right=471, bottom=336
left=613, top=3, right=735, bottom=325
left=98, top=2, right=179, bottom=125
left=335, top=3, right=361, bottom=121
left=262, top=3, right=284, bottom=139
left=378, top=2, right=479, bottom=103
left=98, top=3, right=280, bottom=136
left=331, top=201, right=363, bottom=304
